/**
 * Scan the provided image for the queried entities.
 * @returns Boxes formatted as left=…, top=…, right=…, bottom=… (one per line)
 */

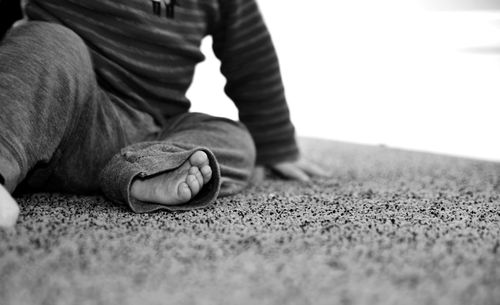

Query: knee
left=7, top=21, right=91, bottom=68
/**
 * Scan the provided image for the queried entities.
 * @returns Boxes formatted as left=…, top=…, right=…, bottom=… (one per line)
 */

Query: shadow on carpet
left=1, top=138, right=499, bottom=305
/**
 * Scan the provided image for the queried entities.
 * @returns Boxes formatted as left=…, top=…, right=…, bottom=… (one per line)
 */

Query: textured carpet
left=1, top=138, right=499, bottom=305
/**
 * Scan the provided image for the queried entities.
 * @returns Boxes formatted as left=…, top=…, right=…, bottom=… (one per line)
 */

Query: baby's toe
left=201, top=165, right=212, bottom=183
left=177, top=182, right=192, bottom=202
left=186, top=174, right=201, bottom=195
left=189, top=166, right=203, bottom=185
left=189, top=151, right=209, bottom=167
left=195, top=170, right=204, bottom=186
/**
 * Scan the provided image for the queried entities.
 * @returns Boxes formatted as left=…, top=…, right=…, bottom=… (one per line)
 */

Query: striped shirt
left=25, top=0, right=299, bottom=164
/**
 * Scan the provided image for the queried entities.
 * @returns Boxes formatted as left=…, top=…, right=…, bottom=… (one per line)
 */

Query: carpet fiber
left=1, top=138, right=499, bottom=305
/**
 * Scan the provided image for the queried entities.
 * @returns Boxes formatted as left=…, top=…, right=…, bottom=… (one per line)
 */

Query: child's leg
left=0, top=21, right=113, bottom=191
left=0, top=21, right=149, bottom=225
left=0, top=22, right=255, bottom=222
left=100, top=112, right=256, bottom=213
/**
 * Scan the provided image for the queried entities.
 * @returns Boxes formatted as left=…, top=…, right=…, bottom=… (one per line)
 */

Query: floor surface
left=1, top=138, right=499, bottom=305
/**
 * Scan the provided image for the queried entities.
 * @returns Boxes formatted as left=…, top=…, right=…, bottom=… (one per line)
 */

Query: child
left=0, top=0, right=326, bottom=227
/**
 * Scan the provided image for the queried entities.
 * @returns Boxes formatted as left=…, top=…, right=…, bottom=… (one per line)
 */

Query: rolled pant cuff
left=99, top=143, right=221, bottom=213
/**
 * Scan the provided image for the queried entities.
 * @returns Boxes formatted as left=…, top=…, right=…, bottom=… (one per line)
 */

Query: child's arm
left=212, top=0, right=324, bottom=180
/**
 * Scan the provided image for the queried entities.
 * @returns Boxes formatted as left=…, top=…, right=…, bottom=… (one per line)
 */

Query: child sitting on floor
left=0, top=0, right=326, bottom=227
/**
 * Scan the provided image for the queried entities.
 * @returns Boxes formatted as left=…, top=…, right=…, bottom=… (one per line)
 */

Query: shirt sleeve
left=211, top=0, right=299, bottom=165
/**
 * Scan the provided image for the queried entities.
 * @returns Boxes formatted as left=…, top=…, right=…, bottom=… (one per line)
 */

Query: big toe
left=189, top=150, right=209, bottom=167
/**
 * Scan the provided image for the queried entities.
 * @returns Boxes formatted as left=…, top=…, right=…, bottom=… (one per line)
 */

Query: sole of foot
left=0, top=184, right=19, bottom=228
left=130, top=150, right=213, bottom=206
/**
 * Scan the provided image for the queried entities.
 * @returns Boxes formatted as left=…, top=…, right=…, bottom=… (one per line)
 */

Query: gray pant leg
left=0, top=21, right=104, bottom=192
left=100, top=112, right=256, bottom=213
left=0, top=22, right=157, bottom=194
left=162, top=113, right=256, bottom=196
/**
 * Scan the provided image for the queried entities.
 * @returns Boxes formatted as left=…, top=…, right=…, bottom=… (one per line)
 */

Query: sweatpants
left=0, top=21, right=256, bottom=213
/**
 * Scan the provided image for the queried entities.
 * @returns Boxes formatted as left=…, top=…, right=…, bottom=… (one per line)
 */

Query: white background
left=188, top=0, right=500, bottom=162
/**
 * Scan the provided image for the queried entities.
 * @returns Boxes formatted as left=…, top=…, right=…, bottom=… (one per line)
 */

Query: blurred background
left=189, top=0, right=500, bottom=161
left=1, top=0, right=498, bottom=162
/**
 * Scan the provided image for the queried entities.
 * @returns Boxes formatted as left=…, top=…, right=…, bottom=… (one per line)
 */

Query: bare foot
left=0, top=184, right=20, bottom=228
left=130, top=151, right=213, bottom=205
